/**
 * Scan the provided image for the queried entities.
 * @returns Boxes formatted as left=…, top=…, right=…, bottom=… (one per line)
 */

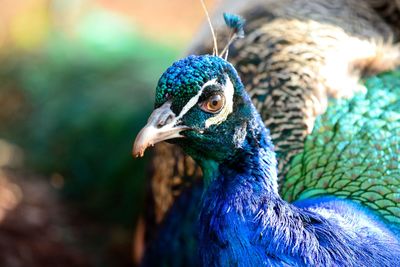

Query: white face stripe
left=175, top=78, right=218, bottom=122
left=171, top=76, right=235, bottom=129
left=204, top=76, right=234, bottom=128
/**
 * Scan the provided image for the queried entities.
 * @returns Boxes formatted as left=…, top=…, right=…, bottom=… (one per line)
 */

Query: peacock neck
left=197, top=127, right=296, bottom=265
left=198, top=110, right=280, bottom=194
left=197, top=135, right=400, bottom=266
left=196, top=114, right=369, bottom=266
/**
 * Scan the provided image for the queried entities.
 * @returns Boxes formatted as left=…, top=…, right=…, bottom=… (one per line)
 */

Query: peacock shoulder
left=282, top=70, right=400, bottom=227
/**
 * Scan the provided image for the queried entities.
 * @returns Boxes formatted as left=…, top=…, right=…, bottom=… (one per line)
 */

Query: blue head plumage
left=132, top=10, right=252, bottom=163
left=150, top=54, right=265, bottom=168
left=155, top=55, right=232, bottom=110
left=155, top=11, right=246, bottom=110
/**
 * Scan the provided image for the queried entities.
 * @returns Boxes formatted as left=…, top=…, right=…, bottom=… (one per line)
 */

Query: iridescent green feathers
left=282, top=70, right=400, bottom=226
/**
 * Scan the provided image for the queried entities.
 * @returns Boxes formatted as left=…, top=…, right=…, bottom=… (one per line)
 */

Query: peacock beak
left=133, top=101, right=189, bottom=157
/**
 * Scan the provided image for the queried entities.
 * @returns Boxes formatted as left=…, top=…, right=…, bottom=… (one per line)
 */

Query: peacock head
left=133, top=12, right=262, bottom=165
left=133, top=54, right=260, bottom=163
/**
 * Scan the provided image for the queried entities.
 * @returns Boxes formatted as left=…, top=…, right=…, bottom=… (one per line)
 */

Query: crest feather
left=223, top=13, right=245, bottom=38
left=220, top=13, right=246, bottom=59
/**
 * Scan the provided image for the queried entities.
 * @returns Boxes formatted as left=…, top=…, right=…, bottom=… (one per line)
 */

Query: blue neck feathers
left=197, top=111, right=400, bottom=266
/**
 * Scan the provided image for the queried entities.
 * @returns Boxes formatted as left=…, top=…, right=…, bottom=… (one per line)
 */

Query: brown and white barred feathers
left=146, top=0, right=400, bottom=224
left=138, top=0, right=400, bottom=265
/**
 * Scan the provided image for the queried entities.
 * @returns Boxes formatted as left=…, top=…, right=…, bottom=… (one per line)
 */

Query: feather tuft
left=223, top=13, right=245, bottom=38
left=220, top=13, right=246, bottom=59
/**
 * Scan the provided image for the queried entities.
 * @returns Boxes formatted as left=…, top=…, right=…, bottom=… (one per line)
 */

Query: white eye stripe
left=204, top=76, right=234, bottom=128
left=175, top=78, right=218, bottom=121
left=173, top=76, right=234, bottom=129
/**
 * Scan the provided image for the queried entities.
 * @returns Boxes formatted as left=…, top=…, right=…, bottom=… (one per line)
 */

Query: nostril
left=165, top=114, right=174, bottom=124
left=157, top=114, right=174, bottom=128
left=156, top=121, right=164, bottom=128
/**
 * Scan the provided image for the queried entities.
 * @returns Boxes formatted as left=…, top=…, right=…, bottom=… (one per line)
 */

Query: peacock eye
left=200, top=94, right=225, bottom=113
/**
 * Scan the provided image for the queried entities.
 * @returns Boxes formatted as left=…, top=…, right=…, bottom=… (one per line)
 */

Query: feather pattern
left=137, top=54, right=400, bottom=266
left=282, top=71, right=400, bottom=227
left=139, top=0, right=400, bottom=266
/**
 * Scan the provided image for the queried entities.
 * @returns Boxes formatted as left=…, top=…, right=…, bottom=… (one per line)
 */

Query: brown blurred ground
left=0, top=169, right=90, bottom=267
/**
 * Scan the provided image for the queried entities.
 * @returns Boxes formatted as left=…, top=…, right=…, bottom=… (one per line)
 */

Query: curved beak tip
left=132, top=138, right=149, bottom=158
left=132, top=149, right=143, bottom=158
left=131, top=101, right=189, bottom=159
left=132, top=142, right=154, bottom=158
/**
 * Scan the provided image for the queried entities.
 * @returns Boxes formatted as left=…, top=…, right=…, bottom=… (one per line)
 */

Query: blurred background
left=0, top=0, right=215, bottom=266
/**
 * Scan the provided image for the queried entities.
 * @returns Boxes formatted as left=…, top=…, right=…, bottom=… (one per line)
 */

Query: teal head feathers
left=133, top=55, right=262, bottom=167
left=133, top=11, right=248, bottom=163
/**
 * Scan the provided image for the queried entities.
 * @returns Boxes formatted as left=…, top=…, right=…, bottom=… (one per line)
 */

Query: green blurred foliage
left=0, top=10, right=183, bottom=225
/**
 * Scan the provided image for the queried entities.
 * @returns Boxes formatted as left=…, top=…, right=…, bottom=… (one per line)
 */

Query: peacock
left=134, top=0, right=400, bottom=266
